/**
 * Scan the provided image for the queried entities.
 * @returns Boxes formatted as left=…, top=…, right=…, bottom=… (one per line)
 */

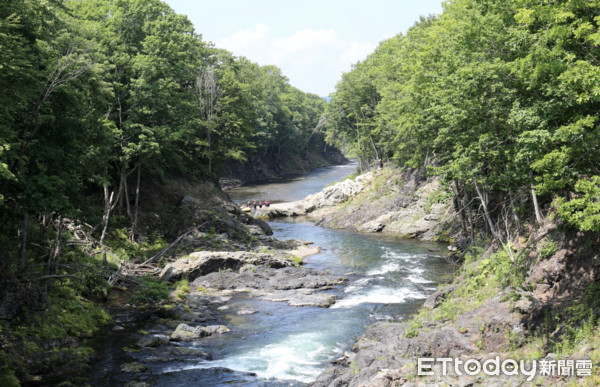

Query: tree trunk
left=453, top=181, right=469, bottom=239
left=530, top=182, right=543, bottom=225
left=527, top=157, right=543, bottom=225
left=38, top=214, right=50, bottom=260
left=100, top=186, right=114, bottom=245
left=461, top=181, right=475, bottom=244
left=508, top=190, right=521, bottom=234
left=131, top=165, right=141, bottom=242
left=466, top=201, right=475, bottom=244
left=473, top=180, right=500, bottom=241
left=116, top=172, right=125, bottom=215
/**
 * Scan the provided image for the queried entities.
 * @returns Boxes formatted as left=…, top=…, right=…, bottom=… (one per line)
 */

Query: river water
left=89, top=164, right=452, bottom=386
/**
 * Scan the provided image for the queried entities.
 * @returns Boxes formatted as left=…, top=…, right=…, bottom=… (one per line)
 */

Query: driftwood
left=109, top=225, right=205, bottom=286
left=141, top=224, right=205, bottom=266
left=108, top=262, right=144, bottom=287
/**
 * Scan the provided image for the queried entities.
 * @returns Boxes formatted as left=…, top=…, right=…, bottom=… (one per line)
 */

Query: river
left=89, top=164, right=452, bottom=386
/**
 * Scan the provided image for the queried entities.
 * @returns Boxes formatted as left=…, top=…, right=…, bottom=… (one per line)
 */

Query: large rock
left=192, top=266, right=345, bottom=292
left=190, top=265, right=346, bottom=308
left=160, top=251, right=294, bottom=282
left=357, top=220, right=385, bottom=233
left=169, top=323, right=230, bottom=341
left=134, top=335, right=168, bottom=349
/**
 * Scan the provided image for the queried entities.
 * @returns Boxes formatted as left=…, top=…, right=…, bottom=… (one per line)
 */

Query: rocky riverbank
left=275, top=168, right=600, bottom=386
left=311, top=222, right=600, bottom=386
left=255, top=167, right=460, bottom=242
left=242, top=166, right=600, bottom=386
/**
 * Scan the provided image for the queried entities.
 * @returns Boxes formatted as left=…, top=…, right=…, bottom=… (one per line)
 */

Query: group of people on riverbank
left=238, top=200, right=270, bottom=211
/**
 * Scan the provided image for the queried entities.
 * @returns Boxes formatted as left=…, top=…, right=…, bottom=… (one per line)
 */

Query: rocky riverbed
left=91, top=166, right=600, bottom=387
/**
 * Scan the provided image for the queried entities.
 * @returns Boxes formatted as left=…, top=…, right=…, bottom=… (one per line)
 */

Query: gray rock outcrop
left=254, top=172, right=374, bottom=218
left=160, top=251, right=294, bottom=282
left=190, top=265, right=346, bottom=308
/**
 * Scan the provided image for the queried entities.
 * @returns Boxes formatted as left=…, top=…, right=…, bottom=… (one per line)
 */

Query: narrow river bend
left=90, top=164, right=452, bottom=386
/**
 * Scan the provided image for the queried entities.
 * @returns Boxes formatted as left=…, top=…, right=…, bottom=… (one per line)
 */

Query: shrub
left=131, top=276, right=170, bottom=306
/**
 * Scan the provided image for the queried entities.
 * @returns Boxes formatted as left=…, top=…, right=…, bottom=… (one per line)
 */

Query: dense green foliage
left=0, top=0, right=329, bottom=289
left=0, top=1, right=331, bottom=380
left=325, top=0, right=600, bottom=235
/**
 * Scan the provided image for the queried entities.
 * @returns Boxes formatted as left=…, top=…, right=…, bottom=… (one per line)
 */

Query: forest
left=0, top=0, right=330, bottom=295
left=0, top=1, right=334, bottom=381
left=324, top=0, right=600, bottom=239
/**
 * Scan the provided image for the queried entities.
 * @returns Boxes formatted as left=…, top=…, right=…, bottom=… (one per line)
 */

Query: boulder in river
left=190, top=265, right=345, bottom=308
left=357, top=220, right=385, bottom=233
left=134, top=335, right=168, bottom=349
left=169, top=323, right=230, bottom=341
left=160, top=251, right=294, bottom=282
left=170, top=324, right=230, bottom=341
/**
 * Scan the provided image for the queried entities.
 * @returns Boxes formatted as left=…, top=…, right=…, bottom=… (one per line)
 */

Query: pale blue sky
left=164, top=0, right=444, bottom=96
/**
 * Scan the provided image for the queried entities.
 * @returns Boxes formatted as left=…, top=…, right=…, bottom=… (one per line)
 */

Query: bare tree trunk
left=473, top=180, right=500, bottom=241
left=530, top=182, right=543, bottom=225
left=527, top=157, right=543, bottom=225
left=110, top=179, right=122, bottom=213
left=131, top=165, right=141, bottom=242
left=100, top=186, right=114, bottom=246
left=19, top=213, right=28, bottom=272
left=196, top=69, right=221, bottom=175
left=530, top=175, right=543, bottom=225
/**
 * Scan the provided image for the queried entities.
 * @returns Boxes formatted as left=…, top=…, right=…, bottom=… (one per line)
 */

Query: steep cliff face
left=218, top=148, right=347, bottom=188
